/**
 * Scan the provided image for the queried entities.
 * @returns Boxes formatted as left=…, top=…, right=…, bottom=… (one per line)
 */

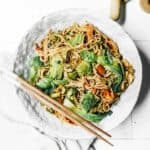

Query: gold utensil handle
left=140, top=0, right=150, bottom=13
left=110, top=0, right=122, bottom=20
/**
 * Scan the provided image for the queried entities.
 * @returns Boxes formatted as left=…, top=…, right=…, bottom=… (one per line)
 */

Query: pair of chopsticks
left=0, top=68, right=113, bottom=146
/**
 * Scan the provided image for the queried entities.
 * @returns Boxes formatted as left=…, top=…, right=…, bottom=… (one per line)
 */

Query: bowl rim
left=14, top=8, right=143, bottom=139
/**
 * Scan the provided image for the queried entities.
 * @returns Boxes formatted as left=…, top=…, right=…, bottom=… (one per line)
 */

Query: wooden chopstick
left=22, top=83, right=113, bottom=146
left=0, top=68, right=113, bottom=146
left=18, top=76, right=111, bottom=138
left=16, top=76, right=113, bottom=146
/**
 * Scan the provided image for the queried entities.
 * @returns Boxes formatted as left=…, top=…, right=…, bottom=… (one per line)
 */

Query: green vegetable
left=81, top=92, right=98, bottom=112
left=49, top=55, right=64, bottom=79
left=28, top=56, right=44, bottom=83
left=64, top=97, right=112, bottom=122
left=36, top=76, right=68, bottom=90
left=36, top=77, right=52, bottom=89
left=69, top=33, right=84, bottom=46
left=63, top=90, right=112, bottom=122
left=44, top=88, right=54, bottom=94
left=50, top=92, right=61, bottom=98
left=97, top=50, right=124, bottom=92
left=28, top=67, right=37, bottom=83
left=76, top=61, right=92, bottom=77
left=67, top=71, right=78, bottom=80
left=52, top=79, right=69, bottom=85
left=30, top=56, right=44, bottom=68
left=80, top=50, right=96, bottom=63
left=97, top=49, right=113, bottom=66
left=111, top=61, right=124, bottom=92
left=66, top=88, right=77, bottom=98
left=75, top=109, right=112, bottom=122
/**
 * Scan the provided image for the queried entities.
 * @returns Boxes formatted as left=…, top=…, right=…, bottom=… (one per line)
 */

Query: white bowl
left=14, top=8, right=142, bottom=139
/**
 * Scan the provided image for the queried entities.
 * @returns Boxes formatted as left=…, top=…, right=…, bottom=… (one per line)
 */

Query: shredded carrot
left=101, top=89, right=115, bottom=103
left=83, top=24, right=94, bottom=42
left=96, top=64, right=105, bottom=76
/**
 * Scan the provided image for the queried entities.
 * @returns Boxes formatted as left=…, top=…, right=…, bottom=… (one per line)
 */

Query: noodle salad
left=27, top=23, right=135, bottom=124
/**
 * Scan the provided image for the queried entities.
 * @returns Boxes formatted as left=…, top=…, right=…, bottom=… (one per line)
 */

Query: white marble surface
left=0, top=0, right=150, bottom=149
